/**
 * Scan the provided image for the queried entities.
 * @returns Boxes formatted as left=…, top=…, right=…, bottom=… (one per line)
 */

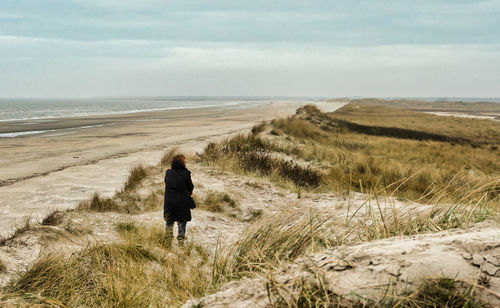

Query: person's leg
left=165, top=219, right=174, bottom=245
left=177, top=221, right=187, bottom=241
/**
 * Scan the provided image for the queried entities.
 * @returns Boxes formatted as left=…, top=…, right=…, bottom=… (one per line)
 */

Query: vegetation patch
left=333, top=101, right=500, bottom=146
left=202, top=139, right=322, bottom=188
left=213, top=104, right=500, bottom=206
left=160, top=147, right=179, bottom=166
left=78, top=189, right=161, bottom=214
left=266, top=274, right=486, bottom=308
left=41, top=210, right=64, bottom=226
left=213, top=209, right=328, bottom=284
left=0, top=217, right=33, bottom=246
left=4, top=223, right=212, bottom=307
left=200, top=191, right=238, bottom=213
left=77, top=192, right=119, bottom=212
left=0, top=260, right=6, bottom=273
left=334, top=117, right=471, bottom=144
left=251, top=121, right=267, bottom=134
left=344, top=195, right=497, bottom=243
left=122, top=164, right=147, bottom=191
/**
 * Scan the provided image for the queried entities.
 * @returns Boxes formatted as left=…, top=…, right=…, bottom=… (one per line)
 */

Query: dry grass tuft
left=202, top=138, right=322, bottom=188
left=4, top=223, right=212, bottom=307
left=77, top=192, right=119, bottom=212
left=160, top=147, right=179, bottom=166
left=0, top=216, right=33, bottom=246
left=213, top=208, right=328, bottom=284
left=201, top=191, right=238, bottom=213
left=78, top=189, right=161, bottom=214
left=251, top=121, right=267, bottom=134
left=41, top=210, right=64, bottom=226
left=267, top=272, right=485, bottom=308
left=0, top=260, right=6, bottom=273
left=123, top=164, right=147, bottom=191
left=344, top=191, right=498, bottom=244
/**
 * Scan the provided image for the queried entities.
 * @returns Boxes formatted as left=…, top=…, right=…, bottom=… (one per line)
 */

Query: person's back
left=164, top=154, right=194, bottom=244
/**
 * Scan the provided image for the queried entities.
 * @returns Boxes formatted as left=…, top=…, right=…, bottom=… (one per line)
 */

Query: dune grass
left=202, top=138, right=322, bottom=189
left=77, top=192, right=119, bottom=212
left=0, top=216, right=33, bottom=246
left=160, top=147, right=179, bottom=166
left=267, top=273, right=485, bottom=308
left=122, top=164, right=147, bottom=192
left=3, top=223, right=212, bottom=307
left=41, top=210, right=64, bottom=226
left=3, top=197, right=495, bottom=306
left=199, top=191, right=238, bottom=213
left=0, top=212, right=94, bottom=247
left=0, top=260, right=6, bottom=273
left=343, top=191, right=498, bottom=245
left=213, top=208, right=329, bottom=284
left=204, top=104, right=499, bottom=207
left=4, top=211, right=323, bottom=306
left=77, top=187, right=161, bottom=214
left=333, top=101, right=500, bottom=146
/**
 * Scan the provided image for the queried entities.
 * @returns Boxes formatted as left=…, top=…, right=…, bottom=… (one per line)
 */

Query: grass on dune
left=213, top=208, right=329, bottom=284
left=3, top=223, right=212, bottom=307
left=0, top=212, right=95, bottom=246
left=122, top=164, right=148, bottom=192
left=77, top=187, right=161, bottom=214
left=199, top=191, right=238, bottom=213
left=201, top=104, right=499, bottom=208
left=345, top=97, right=500, bottom=114
left=0, top=217, right=33, bottom=246
left=0, top=260, right=6, bottom=273
left=332, top=101, right=500, bottom=146
left=41, top=210, right=64, bottom=226
left=267, top=271, right=486, bottom=308
left=201, top=138, right=322, bottom=189
left=343, top=189, right=498, bottom=244
left=160, top=147, right=179, bottom=166
left=3, top=195, right=495, bottom=306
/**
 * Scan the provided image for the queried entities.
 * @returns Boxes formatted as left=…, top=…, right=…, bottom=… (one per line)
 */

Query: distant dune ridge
left=0, top=100, right=499, bottom=306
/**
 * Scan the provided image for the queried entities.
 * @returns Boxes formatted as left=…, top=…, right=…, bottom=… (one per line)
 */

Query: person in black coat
left=164, top=154, right=195, bottom=242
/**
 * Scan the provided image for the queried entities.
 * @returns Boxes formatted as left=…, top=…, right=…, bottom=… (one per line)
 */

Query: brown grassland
left=333, top=101, right=500, bottom=145
left=202, top=104, right=499, bottom=207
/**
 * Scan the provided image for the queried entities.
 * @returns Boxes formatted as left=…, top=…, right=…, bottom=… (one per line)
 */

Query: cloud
left=0, top=1, right=499, bottom=97
left=0, top=35, right=498, bottom=97
left=1, top=1, right=499, bottom=44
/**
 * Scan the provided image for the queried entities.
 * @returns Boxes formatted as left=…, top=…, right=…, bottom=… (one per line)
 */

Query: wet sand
left=0, top=101, right=345, bottom=236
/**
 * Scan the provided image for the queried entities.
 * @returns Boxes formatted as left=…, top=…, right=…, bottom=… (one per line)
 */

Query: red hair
left=172, top=154, right=186, bottom=166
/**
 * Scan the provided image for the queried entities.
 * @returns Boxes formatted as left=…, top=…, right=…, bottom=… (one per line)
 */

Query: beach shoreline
left=0, top=100, right=345, bottom=236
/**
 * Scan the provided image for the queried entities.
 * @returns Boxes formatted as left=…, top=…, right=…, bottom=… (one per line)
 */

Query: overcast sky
left=1, top=0, right=499, bottom=98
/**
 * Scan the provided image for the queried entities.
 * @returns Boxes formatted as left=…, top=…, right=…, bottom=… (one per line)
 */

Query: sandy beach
left=0, top=101, right=345, bottom=236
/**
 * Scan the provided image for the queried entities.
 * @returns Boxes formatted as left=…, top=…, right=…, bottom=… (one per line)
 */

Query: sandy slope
left=183, top=225, right=500, bottom=307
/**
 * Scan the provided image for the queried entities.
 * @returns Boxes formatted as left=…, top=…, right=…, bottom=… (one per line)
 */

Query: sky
left=0, top=0, right=499, bottom=98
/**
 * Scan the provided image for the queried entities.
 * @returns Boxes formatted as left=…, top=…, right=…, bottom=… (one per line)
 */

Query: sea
left=0, top=97, right=289, bottom=137
left=2, top=96, right=498, bottom=123
left=0, top=97, right=280, bottom=122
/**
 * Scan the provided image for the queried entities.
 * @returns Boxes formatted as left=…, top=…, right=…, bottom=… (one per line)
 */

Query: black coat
left=164, top=160, right=194, bottom=222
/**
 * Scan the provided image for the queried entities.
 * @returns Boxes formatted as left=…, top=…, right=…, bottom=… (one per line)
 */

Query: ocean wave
left=0, top=124, right=109, bottom=138
left=0, top=100, right=267, bottom=122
